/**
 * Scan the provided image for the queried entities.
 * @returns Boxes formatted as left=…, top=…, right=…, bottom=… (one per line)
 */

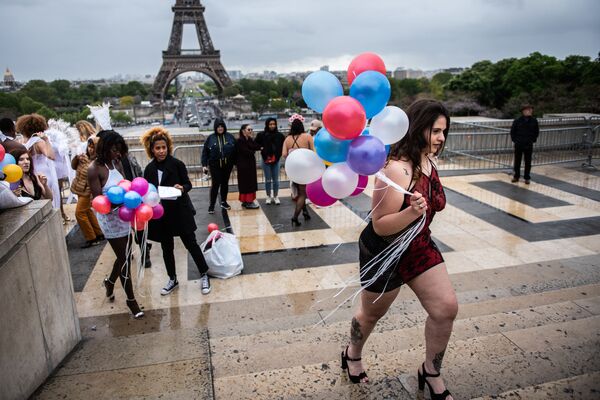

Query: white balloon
left=142, top=191, right=161, bottom=207
left=284, top=149, right=326, bottom=184
left=369, top=106, right=409, bottom=145
left=322, top=162, right=359, bottom=199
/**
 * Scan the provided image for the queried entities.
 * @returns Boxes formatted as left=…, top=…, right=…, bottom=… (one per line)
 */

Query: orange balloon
left=2, top=164, right=23, bottom=183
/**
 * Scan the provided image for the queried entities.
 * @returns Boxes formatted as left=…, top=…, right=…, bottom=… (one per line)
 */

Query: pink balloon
left=118, top=206, right=135, bottom=222
left=306, top=178, right=337, bottom=207
left=151, top=204, right=164, bottom=220
left=91, top=195, right=111, bottom=214
left=351, top=175, right=369, bottom=196
left=347, top=52, right=387, bottom=86
left=118, top=179, right=131, bottom=192
left=131, top=177, right=149, bottom=196
left=135, top=204, right=153, bottom=223
left=322, top=96, right=366, bottom=141
left=0, top=143, right=5, bottom=162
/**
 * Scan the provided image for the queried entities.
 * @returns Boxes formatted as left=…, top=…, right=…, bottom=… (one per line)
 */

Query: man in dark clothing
left=510, top=104, right=539, bottom=184
left=0, top=118, right=27, bottom=155
left=201, top=118, right=237, bottom=213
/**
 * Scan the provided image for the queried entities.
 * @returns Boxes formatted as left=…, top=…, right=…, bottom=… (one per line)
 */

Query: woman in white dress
left=16, top=113, right=61, bottom=209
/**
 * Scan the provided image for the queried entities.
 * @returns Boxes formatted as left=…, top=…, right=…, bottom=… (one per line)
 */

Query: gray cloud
left=2, top=0, right=598, bottom=81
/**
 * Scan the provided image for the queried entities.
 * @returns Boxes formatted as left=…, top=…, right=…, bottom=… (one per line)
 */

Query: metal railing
left=127, top=117, right=599, bottom=187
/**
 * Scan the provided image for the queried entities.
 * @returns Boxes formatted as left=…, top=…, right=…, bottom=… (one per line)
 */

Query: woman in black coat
left=236, top=124, right=260, bottom=209
left=141, top=127, right=211, bottom=296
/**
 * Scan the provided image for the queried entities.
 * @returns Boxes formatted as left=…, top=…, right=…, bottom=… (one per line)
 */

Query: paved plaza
left=34, top=163, right=600, bottom=399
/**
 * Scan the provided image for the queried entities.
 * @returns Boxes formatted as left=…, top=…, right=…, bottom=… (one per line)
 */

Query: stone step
left=471, top=371, right=600, bottom=400
left=32, top=328, right=213, bottom=399
left=212, top=316, right=600, bottom=399
left=77, top=255, right=600, bottom=342
left=210, top=290, right=599, bottom=379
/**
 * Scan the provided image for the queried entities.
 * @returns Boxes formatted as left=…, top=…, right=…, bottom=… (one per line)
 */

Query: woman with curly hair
left=141, top=127, right=211, bottom=296
left=16, top=113, right=61, bottom=209
left=88, top=130, right=144, bottom=319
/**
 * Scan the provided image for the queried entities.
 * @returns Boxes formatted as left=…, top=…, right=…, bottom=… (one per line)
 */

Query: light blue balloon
left=147, top=183, right=157, bottom=193
left=385, top=144, right=391, bottom=155
left=349, top=71, right=391, bottom=119
left=123, top=190, right=142, bottom=209
left=302, top=71, right=343, bottom=113
left=314, top=127, right=352, bottom=163
left=0, top=153, right=16, bottom=169
left=106, top=185, right=125, bottom=205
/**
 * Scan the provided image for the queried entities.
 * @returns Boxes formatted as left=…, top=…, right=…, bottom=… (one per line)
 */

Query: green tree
left=20, top=96, right=45, bottom=114
left=120, top=96, right=135, bottom=106
left=35, top=105, right=58, bottom=120
left=269, top=99, right=288, bottom=111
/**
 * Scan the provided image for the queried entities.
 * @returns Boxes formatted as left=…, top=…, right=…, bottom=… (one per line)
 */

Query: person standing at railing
left=255, top=117, right=285, bottom=205
left=510, top=104, right=539, bottom=184
left=201, top=118, right=237, bottom=213
left=236, top=124, right=260, bottom=209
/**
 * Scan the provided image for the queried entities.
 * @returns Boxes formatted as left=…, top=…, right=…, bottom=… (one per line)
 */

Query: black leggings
left=107, top=235, right=135, bottom=300
left=293, top=184, right=308, bottom=219
left=160, top=232, right=209, bottom=281
left=209, top=164, right=233, bottom=206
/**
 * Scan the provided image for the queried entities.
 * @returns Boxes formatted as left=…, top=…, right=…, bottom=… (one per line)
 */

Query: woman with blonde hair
left=74, top=120, right=96, bottom=153
left=141, top=127, right=212, bottom=296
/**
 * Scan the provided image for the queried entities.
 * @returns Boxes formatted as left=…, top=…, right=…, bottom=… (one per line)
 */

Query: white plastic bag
left=200, top=230, right=243, bottom=279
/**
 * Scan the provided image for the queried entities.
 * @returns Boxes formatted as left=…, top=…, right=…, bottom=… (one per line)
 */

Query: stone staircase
left=33, top=255, right=600, bottom=399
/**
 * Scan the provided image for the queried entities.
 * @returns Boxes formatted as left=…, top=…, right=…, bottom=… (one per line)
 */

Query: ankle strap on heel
left=345, top=346, right=362, bottom=362
left=421, top=362, right=441, bottom=378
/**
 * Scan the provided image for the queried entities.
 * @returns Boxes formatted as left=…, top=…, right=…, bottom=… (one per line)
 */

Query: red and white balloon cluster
left=92, top=177, right=164, bottom=230
left=288, top=53, right=409, bottom=206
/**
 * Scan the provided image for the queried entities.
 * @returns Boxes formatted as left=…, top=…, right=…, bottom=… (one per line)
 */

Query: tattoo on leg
left=350, top=317, right=363, bottom=345
left=432, top=349, right=446, bottom=373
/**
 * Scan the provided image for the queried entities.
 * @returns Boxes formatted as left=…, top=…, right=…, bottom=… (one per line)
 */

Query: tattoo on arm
left=403, top=168, right=409, bottom=176
left=432, top=349, right=446, bottom=373
left=350, top=317, right=363, bottom=345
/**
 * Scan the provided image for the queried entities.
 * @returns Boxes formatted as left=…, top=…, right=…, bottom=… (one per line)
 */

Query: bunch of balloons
left=91, top=177, right=164, bottom=230
left=0, top=144, right=24, bottom=184
left=292, top=52, right=409, bottom=206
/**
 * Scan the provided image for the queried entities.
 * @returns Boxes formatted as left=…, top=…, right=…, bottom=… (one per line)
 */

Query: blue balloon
left=147, top=183, right=157, bottom=193
left=349, top=71, right=391, bottom=119
left=347, top=135, right=387, bottom=175
left=314, top=127, right=352, bottom=163
left=0, top=153, right=16, bottom=169
left=385, top=144, right=391, bottom=155
left=123, top=191, right=142, bottom=209
left=302, top=71, right=344, bottom=113
left=361, top=128, right=370, bottom=136
left=106, top=185, right=125, bottom=205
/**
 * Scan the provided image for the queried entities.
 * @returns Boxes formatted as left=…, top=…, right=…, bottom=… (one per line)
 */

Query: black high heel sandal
left=418, top=363, right=452, bottom=400
left=341, top=346, right=368, bottom=384
left=126, top=298, right=144, bottom=319
left=103, top=278, right=115, bottom=302
left=291, top=217, right=301, bottom=227
left=302, top=208, right=311, bottom=220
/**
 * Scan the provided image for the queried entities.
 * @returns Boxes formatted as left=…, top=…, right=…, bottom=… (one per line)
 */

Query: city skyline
left=2, top=0, right=599, bottom=81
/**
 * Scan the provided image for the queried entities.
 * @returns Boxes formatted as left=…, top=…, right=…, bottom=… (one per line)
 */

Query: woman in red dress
left=342, top=100, right=456, bottom=400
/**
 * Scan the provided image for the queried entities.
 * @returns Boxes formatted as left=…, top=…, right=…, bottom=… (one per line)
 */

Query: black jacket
left=510, top=116, right=539, bottom=146
left=143, top=155, right=197, bottom=242
left=201, top=119, right=236, bottom=168
left=255, top=130, right=285, bottom=163
left=121, top=154, right=143, bottom=181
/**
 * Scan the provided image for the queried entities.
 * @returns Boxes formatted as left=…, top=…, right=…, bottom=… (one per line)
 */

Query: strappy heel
left=103, top=278, right=115, bottom=302
left=126, top=298, right=144, bottom=319
left=341, top=346, right=368, bottom=384
left=418, top=362, right=452, bottom=400
left=302, top=208, right=311, bottom=220
left=291, top=217, right=301, bottom=227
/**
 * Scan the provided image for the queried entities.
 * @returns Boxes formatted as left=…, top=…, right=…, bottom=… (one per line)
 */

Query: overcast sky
left=2, top=0, right=599, bottom=81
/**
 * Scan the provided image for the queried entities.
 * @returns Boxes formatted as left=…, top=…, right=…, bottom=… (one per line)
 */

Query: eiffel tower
left=153, top=0, right=231, bottom=100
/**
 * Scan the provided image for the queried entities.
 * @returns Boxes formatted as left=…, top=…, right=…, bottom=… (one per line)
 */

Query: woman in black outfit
left=236, top=124, right=260, bottom=209
left=142, top=127, right=211, bottom=296
left=201, top=118, right=236, bottom=213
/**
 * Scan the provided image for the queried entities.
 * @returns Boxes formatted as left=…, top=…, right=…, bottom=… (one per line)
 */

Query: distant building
left=393, top=68, right=425, bottom=80
left=228, top=70, right=243, bottom=80
left=4, top=68, right=15, bottom=87
left=320, top=65, right=329, bottom=72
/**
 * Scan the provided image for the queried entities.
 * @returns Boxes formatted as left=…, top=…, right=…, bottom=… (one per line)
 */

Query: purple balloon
left=151, top=204, right=164, bottom=220
left=118, top=206, right=135, bottom=222
left=351, top=175, right=369, bottom=196
left=347, top=135, right=387, bottom=176
left=306, top=178, right=337, bottom=207
left=130, top=177, right=149, bottom=197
